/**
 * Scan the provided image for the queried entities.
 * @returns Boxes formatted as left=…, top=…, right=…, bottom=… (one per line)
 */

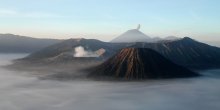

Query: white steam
left=74, top=46, right=99, bottom=57
left=137, top=24, right=141, bottom=30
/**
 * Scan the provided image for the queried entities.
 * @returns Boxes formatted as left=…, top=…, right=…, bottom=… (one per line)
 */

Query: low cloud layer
left=1, top=54, right=220, bottom=110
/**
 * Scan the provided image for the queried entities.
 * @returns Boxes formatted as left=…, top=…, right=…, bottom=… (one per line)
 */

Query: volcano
left=111, top=25, right=151, bottom=43
left=89, top=48, right=198, bottom=80
left=111, top=29, right=151, bottom=43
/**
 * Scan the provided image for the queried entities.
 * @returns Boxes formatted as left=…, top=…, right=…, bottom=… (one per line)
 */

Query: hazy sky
left=0, top=0, right=219, bottom=41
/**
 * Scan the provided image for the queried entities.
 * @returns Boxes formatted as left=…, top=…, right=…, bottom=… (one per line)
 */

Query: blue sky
left=0, top=0, right=219, bottom=41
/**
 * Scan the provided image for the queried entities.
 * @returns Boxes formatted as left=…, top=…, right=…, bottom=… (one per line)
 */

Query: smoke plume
left=74, top=46, right=99, bottom=57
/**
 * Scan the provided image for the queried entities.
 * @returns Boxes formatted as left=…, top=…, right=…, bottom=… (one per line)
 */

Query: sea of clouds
left=0, top=54, right=220, bottom=110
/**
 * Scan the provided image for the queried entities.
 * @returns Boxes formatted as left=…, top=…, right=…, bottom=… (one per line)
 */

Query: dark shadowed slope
left=131, top=37, right=220, bottom=69
left=89, top=48, right=198, bottom=80
left=0, top=34, right=61, bottom=53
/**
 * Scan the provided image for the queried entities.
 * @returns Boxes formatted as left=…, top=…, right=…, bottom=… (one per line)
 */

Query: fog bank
left=0, top=54, right=220, bottom=110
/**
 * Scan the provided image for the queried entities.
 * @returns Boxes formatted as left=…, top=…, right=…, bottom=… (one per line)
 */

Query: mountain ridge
left=130, top=37, right=220, bottom=69
left=0, top=34, right=62, bottom=53
left=19, top=37, right=220, bottom=69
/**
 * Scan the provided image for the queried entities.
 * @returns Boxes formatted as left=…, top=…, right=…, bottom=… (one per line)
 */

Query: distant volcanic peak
left=111, top=29, right=151, bottom=43
left=89, top=48, right=198, bottom=80
left=126, top=29, right=150, bottom=37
